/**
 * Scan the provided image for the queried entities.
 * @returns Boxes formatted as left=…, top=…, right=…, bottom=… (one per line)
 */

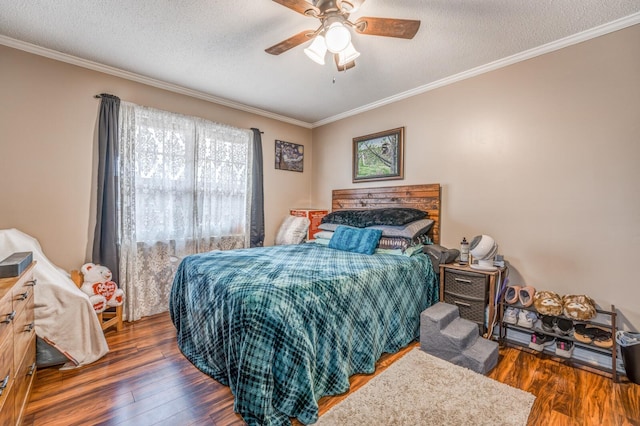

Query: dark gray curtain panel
left=250, top=128, right=265, bottom=247
left=92, top=94, right=120, bottom=282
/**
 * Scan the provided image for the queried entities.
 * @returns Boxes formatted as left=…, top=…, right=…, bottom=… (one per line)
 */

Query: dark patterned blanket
left=170, top=243, right=438, bottom=425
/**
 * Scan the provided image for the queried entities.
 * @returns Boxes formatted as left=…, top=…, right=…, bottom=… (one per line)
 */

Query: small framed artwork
left=275, top=140, right=304, bottom=172
left=353, top=127, right=404, bottom=182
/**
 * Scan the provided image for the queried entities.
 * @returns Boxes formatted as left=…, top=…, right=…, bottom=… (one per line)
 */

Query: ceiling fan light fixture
left=324, top=21, right=351, bottom=53
left=337, top=41, right=360, bottom=66
left=304, top=35, right=327, bottom=65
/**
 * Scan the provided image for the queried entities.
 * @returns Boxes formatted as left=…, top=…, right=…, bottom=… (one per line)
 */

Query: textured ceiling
left=1, top=1, right=639, bottom=126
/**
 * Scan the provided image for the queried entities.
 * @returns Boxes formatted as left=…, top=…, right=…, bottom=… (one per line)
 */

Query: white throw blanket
left=0, top=229, right=109, bottom=367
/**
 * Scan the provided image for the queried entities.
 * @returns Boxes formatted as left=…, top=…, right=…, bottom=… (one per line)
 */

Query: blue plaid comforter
left=170, top=243, right=438, bottom=425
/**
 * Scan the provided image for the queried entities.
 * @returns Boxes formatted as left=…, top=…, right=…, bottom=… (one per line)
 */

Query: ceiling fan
left=266, top=0, right=421, bottom=71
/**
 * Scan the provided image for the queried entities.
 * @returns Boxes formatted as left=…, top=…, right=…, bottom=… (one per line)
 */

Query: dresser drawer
left=12, top=271, right=36, bottom=318
left=443, top=269, right=488, bottom=300
left=13, top=293, right=35, bottom=372
left=0, top=382, right=15, bottom=426
left=443, top=292, right=486, bottom=325
left=14, top=337, right=35, bottom=425
left=0, top=293, right=13, bottom=344
left=0, top=261, right=35, bottom=424
left=0, top=334, right=14, bottom=418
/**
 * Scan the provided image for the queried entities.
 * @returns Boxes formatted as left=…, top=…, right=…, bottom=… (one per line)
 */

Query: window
left=118, top=103, right=253, bottom=320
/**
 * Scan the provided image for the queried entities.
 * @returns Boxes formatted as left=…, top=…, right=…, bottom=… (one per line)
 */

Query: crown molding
left=2, top=11, right=639, bottom=130
left=312, top=12, right=640, bottom=128
left=0, top=35, right=313, bottom=129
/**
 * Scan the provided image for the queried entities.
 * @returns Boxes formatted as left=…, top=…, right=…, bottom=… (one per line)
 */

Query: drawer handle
left=26, top=279, right=37, bottom=286
left=0, top=374, right=9, bottom=396
left=454, top=278, right=472, bottom=284
left=454, top=300, right=471, bottom=308
left=27, top=362, right=36, bottom=376
left=2, top=311, right=16, bottom=324
left=18, top=290, right=30, bottom=301
left=24, top=322, right=35, bottom=332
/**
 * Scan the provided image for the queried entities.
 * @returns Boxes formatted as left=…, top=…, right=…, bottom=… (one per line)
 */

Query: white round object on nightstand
left=469, top=234, right=498, bottom=271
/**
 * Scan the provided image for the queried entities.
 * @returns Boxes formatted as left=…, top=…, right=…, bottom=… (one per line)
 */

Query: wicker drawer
left=443, top=292, right=486, bottom=325
left=443, top=269, right=488, bottom=300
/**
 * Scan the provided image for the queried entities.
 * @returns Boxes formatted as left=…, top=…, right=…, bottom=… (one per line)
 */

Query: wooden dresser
left=0, top=262, right=37, bottom=425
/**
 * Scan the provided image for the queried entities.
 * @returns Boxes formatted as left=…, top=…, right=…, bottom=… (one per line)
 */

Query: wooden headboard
left=331, top=184, right=441, bottom=244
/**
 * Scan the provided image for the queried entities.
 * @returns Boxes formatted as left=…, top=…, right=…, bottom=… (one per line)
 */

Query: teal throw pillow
left=328, top=226, right=383, bottom=255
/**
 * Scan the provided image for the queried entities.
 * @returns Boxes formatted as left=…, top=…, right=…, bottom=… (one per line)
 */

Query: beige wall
left=1, top=25, right=639, bottom=329
left=0, top=45, right=313, bottom=272
left=311, top=25, right=640, bottom=329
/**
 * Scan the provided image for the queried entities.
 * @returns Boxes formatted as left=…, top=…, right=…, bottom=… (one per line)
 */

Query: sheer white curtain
left=118, top=103, right=253, bottom=320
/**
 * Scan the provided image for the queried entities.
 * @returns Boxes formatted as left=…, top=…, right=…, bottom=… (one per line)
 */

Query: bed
left=170, top=184, right=441, bottom=425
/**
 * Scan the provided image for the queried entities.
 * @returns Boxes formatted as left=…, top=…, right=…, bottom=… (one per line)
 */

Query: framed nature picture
left=353, top=127, right=404, bottom=182
left=275, top=140, right=304, bottom=172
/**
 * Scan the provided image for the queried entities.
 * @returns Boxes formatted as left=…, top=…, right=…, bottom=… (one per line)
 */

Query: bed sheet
left=170, top=243, right=438, bottom=425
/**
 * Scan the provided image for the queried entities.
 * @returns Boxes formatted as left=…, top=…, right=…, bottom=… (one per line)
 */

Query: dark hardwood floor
left=23, top=312, right=640, bottom=425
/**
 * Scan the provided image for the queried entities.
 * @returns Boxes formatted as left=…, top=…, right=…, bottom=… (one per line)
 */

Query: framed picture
left=275, top=140, right=304, bottom=172
left=353, top=127, right=404, bottom=182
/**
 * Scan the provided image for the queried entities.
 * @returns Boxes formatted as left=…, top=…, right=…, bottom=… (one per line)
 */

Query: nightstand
left=439, top=263, right=506, bottom=335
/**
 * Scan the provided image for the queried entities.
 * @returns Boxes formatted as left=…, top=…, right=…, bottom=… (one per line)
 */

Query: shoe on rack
left=503, top=307, right=519, bottom=325
left=504, top=286, right=520, bottom=304
left=540, top=315, right=557, bottom=333
left=556, top=338, right=574, bottom=358
left=517, top=310, right=538, bottom=328
left=553, top=318, right=574, bottom=336
left=592, top=327, right=613, bottom=349
left=533, top=290, right=563, bottom=316
left=518, top=286, right=536, bottom=307
left=574, top=323, right=595, bottom=343
left=529, top=332, right=555, bottom=351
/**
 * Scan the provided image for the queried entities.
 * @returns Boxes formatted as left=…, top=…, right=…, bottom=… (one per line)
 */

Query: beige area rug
left=315, top=348, right=535, bottom=426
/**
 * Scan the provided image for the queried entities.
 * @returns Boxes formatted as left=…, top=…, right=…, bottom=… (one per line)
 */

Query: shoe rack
left=498, top=299, right=618, bottom=382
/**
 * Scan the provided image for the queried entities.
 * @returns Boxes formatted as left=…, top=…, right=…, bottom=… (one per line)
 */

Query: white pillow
left=275, top=216, right=310, bottom=245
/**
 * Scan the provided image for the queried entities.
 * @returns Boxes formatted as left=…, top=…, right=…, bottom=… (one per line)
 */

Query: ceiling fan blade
left=272, top=0, right=319, bottom=17
left=354, top=17, right=421, bottom=39
left=336, top=0, right=366, bottom=13
left=265, top=30, right=315, bottom=55
left=334, top=54, right=356, bottom=72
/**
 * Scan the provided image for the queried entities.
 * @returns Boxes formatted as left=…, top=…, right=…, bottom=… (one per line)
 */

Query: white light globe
left=324, top=22, right=351, bottom=53
left=304, top=35, right=327, bottom=65
left=337, top=42, right=360, bottom=66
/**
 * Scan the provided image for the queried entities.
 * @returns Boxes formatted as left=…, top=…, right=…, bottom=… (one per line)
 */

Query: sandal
left=592, top=327, right=613, bottom=348
left=574, top=323, right=595, bottom=343
left=518, top=286, right=536, bottom=307
left=574, top=324, right=613, bottom=347
left=504, top=286, right=520, bottom=304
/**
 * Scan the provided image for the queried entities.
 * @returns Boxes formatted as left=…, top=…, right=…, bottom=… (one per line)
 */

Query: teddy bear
left=80, top=262, right=124, bottom=314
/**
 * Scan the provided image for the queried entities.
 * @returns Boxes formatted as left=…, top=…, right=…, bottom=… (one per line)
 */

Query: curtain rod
left=95, top=94, right=263, bottom=134
left=94, top=93, right=118, bottom=99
